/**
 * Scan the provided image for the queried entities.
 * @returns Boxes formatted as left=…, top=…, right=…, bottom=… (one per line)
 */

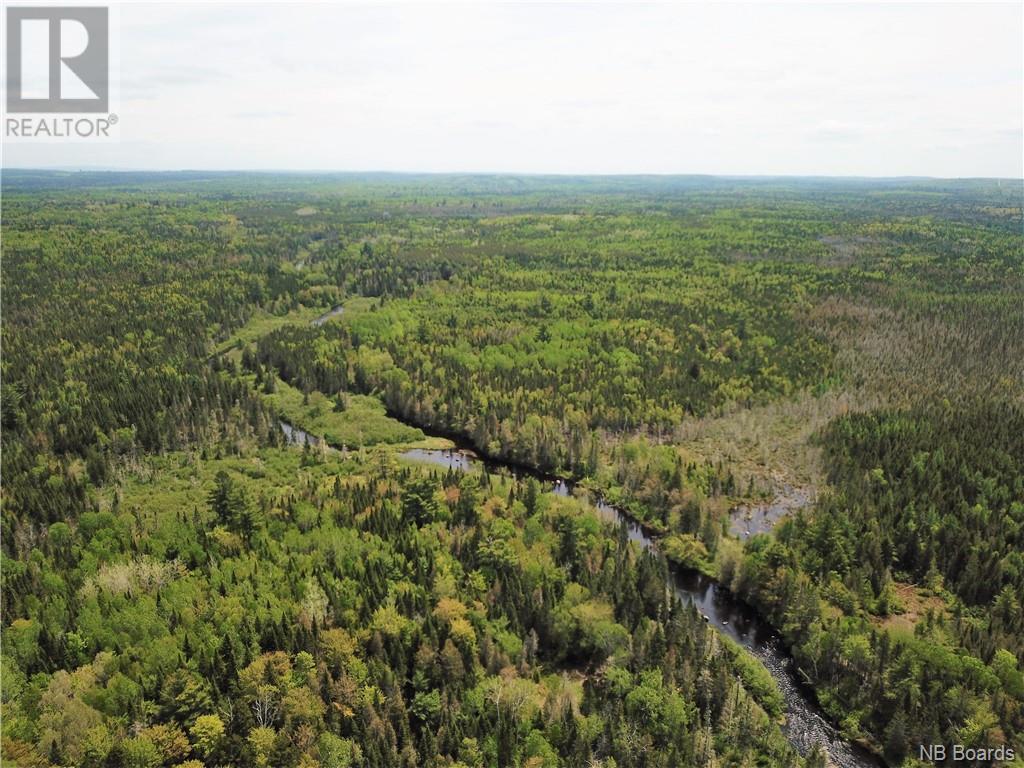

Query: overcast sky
left=4, top=2, right=1022, bottom=177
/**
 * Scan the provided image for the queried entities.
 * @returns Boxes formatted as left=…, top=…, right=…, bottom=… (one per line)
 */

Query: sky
left=3, top=1, right=1022, bottom=177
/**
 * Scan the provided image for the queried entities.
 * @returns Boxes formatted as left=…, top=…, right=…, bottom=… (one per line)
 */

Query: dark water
left=730, top=486, right=813, bottom=540
left=279, top=421, right=341, bottom=455
left=312, top=305, right=345, bottom=326
left=288, top=299, right=877, bottom=764
left=400, top=446, right=881, bottom=768
left=400, top=447, right=477, bottom=472
left=280, top=421, right=321, bottom=447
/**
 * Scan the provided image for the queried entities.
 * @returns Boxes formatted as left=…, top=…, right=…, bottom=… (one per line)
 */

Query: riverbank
left=278, top=413, right=882, bottom=768
left=265, top=305, right=884, bottom=766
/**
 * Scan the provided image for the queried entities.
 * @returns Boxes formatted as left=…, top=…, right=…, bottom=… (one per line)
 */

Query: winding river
left=282, top=423, right=879, bottom=768
left=273, top=303, right=881, bottom=767
left=398, top=447, right=880, bottom=768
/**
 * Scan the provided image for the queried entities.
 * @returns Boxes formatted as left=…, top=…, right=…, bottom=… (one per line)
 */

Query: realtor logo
left=6, top=6, right=109, bottom=113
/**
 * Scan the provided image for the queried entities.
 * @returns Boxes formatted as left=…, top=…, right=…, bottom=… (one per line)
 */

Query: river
left=280, top=421, right=879, bottom=767
left=398, top=445, right=881, bottom=768
left=278, top=305, right=881, bottom=768
left=312, top=305, right=345, bottom=326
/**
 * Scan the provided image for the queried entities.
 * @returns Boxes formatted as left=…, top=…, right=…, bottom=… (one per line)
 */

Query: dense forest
left=2, top=171, right=1022, bottom=767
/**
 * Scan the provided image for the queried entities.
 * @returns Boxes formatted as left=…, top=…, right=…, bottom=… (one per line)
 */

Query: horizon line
left=3, top=167, right=1023, bottom=183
